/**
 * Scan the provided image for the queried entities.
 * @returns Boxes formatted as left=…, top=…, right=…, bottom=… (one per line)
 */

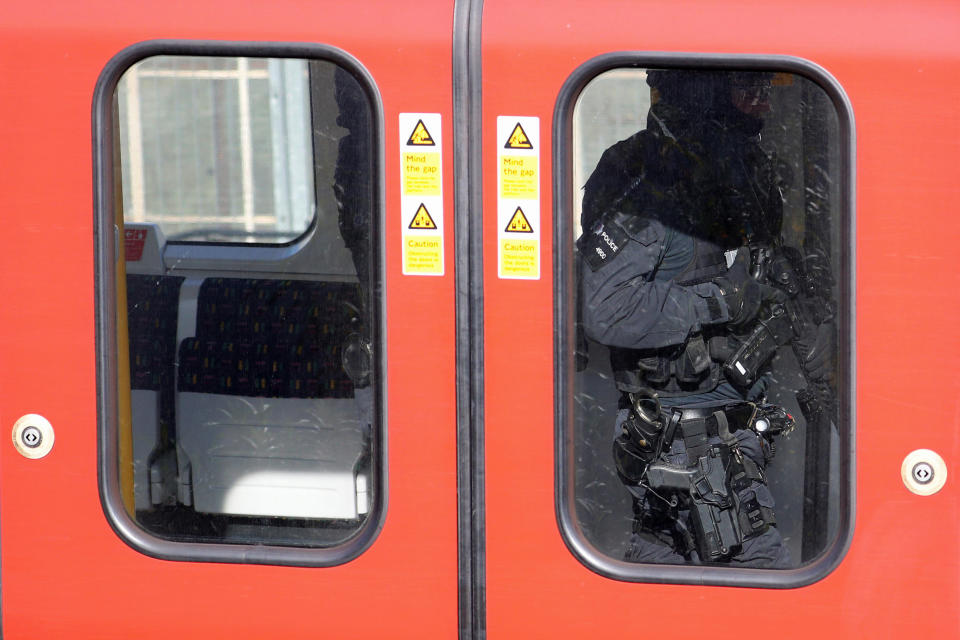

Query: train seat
left=125, top=274, right=184, bottom=510
left=174, top=277, right=368, bottom=520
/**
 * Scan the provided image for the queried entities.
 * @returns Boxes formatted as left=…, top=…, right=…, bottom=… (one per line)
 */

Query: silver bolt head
left=21, top=425, right=43, bottom=448
left=912, top=462, right=934, bottom=485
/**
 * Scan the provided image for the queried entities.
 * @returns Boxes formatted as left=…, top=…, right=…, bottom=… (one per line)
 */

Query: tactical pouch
left=729, top=450, right=765, bottom=492
left=737, top=489, right=776, bottom=539
left=637, top=355, right=670, bottom=386
left=613, top=435, right=648, bottom=484
left=613, top=339, right=721, bottom=396
left=675, top=335, right=710, bottom=383
left=728, top=448, right=775, bottom=540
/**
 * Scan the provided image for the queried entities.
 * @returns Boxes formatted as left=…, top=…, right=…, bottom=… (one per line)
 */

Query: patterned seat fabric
left=177, top=278, right=361, bottom=398
left=127, top=275, right=185, bottom=391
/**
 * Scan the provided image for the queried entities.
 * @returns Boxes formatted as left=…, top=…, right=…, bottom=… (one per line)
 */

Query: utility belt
left=611, top=335, right=721, bottom=397
left=613, top=391, right=793, bottom=561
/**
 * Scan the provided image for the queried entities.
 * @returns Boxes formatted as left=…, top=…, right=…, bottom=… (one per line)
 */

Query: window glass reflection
left=115, top=56, right=379, bottom=551
left=571, top=69, right=843, bottom=568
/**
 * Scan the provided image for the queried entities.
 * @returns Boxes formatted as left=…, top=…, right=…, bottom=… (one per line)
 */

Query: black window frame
left=94, top=39, right=387, bottom=567
left=553, top=52, right=856, bottom=588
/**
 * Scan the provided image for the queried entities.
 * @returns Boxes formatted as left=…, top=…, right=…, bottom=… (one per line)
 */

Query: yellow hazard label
left=500, top=239, right=538, bottom=277
left=406, top=119, right=436, bottom=146
left=504, top=207, right=534, bottom=233
left=504, top=122, right=533, bottom=149
left=404, top=236, right=443, bottom=274
left=497, top=116, right=539, bottom=280
left=402, top=151, right=441, bottom=195
left=500, top=156, right=538, bottom=199
left=409, top=204, right=438, bottom=229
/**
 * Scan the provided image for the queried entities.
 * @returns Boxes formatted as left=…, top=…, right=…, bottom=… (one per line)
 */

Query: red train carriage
left=0, top=0, right=956, bottom=637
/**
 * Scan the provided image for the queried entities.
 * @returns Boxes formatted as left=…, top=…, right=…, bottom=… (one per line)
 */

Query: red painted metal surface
left=0, top=0, right=957, bottom=636
left=0, top=1, right=459, bottom=637
left=482, top=0, right=958, bottom=637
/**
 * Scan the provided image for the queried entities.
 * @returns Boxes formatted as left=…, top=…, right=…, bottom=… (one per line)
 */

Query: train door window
left=558, top=61, right=853, bottom=585
left=116, top=56, right=316, bottom=244
left=96, top=44, right=383, bottom=565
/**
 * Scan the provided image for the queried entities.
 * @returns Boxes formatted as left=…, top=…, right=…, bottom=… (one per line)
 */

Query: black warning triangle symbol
left=406, top=119, right=436, bottom=146
left=504, top=122, right=533, bottom=149
left=409, top=203, right=438, bottom=229
left=504, top=207, right=534, bottom=233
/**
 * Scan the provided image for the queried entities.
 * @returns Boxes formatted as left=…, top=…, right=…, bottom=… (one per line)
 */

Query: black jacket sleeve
left=579, top=214, right=729, bottom=350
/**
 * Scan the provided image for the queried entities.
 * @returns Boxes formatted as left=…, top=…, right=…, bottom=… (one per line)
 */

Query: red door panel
left=482, top=0, right=957, bottom=637
left=0, top=2, right=459, bottom=637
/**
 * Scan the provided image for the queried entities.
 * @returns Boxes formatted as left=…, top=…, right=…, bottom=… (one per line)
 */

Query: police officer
left=579, top=69, right=795, bottom=567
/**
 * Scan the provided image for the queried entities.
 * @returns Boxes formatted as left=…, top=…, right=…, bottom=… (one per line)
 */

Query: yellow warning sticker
left=504, top=207, right=534, bottom=233
left=406, top=119, right=436, bottom=146
left=404, top=236, right=443, bottom=274
left=500, top=156, right=538, bottom=199
left=500, top=239, right=538, bottom=277
left=400, top=113, right=443, bottom=276
left=497, top=116, right=539, bottom=280
left=409, top=204, right=438, bottom=229
left=504, top=122, right=533, bottom=149
left=403, top=151, right=442, bottom=195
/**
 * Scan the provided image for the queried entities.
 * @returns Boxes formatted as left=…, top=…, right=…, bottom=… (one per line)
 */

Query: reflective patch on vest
left=580, top=220, right=630, bottom=271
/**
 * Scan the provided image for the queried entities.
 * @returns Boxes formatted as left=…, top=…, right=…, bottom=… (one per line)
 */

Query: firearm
left=721, top=245, right=837, bottom=430
left=645, top=451, right=742, bottom=560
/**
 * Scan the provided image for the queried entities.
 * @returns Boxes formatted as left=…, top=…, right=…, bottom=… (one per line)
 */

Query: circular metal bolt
left=911, top=462, right=934, bottom=485
left=901, top=449, right=947, bottom=496
left=12, top=414, right=55, bottom=459
left=20, top=426, right=43, bottom=448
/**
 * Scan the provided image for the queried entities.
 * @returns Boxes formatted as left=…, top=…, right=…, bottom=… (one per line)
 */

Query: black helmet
left=647, top=69, right=773, bottom=133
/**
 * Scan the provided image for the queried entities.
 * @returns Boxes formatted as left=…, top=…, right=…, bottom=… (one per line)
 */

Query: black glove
left=714, top=276, right=787, bottom=328
left=796, top=321, right=835, bottom=381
